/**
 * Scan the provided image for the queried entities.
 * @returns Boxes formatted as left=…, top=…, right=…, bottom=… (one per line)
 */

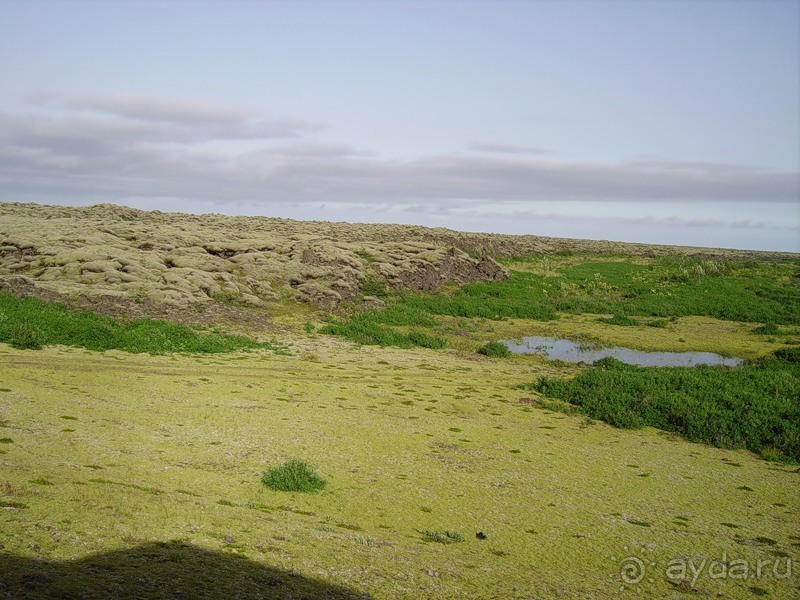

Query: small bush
left=408, top=329, right=446, bottom=349
left=774, top=347, right=800, bottom=363
left=262, top=459, right=327, bottom=492
left=418, top=529, right=464, bottom=544
left=598, top=314, right=639, bottom=327
left=319, top=310, right=443, bottom=349
left=754, top=322, right=781, bottom=335
left=478, top=341, right=511, bottom=357
left=5, top=322, right=43, bottom=350
left=360, top=272, right=389, bottom=297
left=647, top=319, right=669, bottom=328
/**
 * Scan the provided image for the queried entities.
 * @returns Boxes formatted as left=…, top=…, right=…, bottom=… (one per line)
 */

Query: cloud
left=1, top=93, right=797, bottom=236
left=399, top=155, right=798, bottom=204
left=468, top=143, right=553, bottom=156
left=23, top=92, right=323, bottom=141
left=261, top=143, right=373, bottom=158
left=439, top=204, right=799, bottom=232
left=55, top=93, right=254, bottom=125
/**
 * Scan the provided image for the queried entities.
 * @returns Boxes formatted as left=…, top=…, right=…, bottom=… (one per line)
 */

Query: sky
left=0, top=0, right=798, bottom=251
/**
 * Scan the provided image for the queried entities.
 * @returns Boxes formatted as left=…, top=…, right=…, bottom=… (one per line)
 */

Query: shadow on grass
left=0, top=540, right=369, bottom=599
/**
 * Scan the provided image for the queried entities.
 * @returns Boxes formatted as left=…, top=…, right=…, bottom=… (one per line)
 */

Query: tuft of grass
left=478, top=341, right=511, bottom=357
left=360, top=272, right=390, bottom=297
left=753, top=322, right=782, bottom=335
left=319, top=310, right=445, bottom=349
left=261, top=458, right=327, bottom=493
left=407, top=329, right=446, bottom=349
left=0, top=291, right=283, bottom=355
left=598, top=314, right=639, bottom=327
left=647, top=319, right=669, bottom=328
left=417, top=529, right=464, bottom=544
left=29, top=478, right=54, bottom=486
left=526, top=350, right=800, bottom=462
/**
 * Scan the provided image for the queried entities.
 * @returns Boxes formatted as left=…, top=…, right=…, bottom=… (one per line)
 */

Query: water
left=503, top=336, right=742, bottom=367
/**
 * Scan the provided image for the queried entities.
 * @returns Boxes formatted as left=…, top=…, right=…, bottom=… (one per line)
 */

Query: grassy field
left=322, top=255, right=800, bottom=349
left=0, top=291, right=286, bottom=354
left=1, top=206, right=799, bottom=598
left=1, top=341, right=798, bottom=598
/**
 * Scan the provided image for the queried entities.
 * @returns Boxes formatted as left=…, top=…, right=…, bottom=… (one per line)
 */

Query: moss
left=1, top=202, right=798, bottom=599
left=0, top=342, right=796, bottom=598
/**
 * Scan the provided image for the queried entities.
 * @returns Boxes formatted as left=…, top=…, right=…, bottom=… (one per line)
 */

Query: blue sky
left=1, top=0, right=798, bottom=251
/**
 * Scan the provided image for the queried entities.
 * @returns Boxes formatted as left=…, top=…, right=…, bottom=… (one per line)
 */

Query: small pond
left=502, top=336, right=742, bottom=367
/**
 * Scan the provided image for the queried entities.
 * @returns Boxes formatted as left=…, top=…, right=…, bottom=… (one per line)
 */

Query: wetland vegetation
left=523, top=350, right=800, bottom=462
left=0, top=290, right=286, bottom=354
left=322, top=255, right=800, bottom=349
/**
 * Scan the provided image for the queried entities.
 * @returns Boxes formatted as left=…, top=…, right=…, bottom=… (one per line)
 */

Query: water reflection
left=503, top=336, right=742, bottom=367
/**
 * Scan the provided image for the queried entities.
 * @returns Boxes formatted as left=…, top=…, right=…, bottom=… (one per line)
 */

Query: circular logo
left=620, top=556, right=646, bottom=584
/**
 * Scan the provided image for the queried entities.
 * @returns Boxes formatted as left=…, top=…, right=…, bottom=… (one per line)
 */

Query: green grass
left=477, top=341, right=511, bottom=357
left=360, top=271, right=390, bottom=297
left=597, top=313, right=639, bottom=326
left=552, top=257, right=800, bottom=324
left=261, top=458, right=328, bottom=492
left=319, top=306, right=445, bottom=349
left=322, top=256, right=800, bottom=348
left=3, top=337, right=798, bottom=598
left=524, top=349, right=800, bottom=462
left=753, top=322, right=782, bottom=335
left=397, top=273, right=559, bottom=321
left=0, top=291, right=283, bottom=354
left=417, top=529, right=465, bottom=544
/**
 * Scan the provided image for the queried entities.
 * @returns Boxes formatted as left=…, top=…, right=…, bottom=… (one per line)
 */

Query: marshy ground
left=1, top=330, right=798, bottom=598
left=1, top=203, right=799, bottom=598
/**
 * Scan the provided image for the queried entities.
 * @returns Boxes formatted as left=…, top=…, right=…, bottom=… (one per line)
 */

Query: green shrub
left=407, top=329, right=446, bottom=349
left=527, top=350, right=800, bottom=462
left=754, top=322, right=781, bottom=335
left=360, top=272, right=389, bottom=297
left=647, top=319, right=669, bottom=328
left=262, top=459, right=327, bottom=492
left=478, top=341, right=511, bottom=357
left=319, top=311, right=444, bottom=349
left=418, top=529, right=464, bottom=544
left=4, top=322, right=44, bottom=350
left=0, top=291, right=282, bottom=355
left=774, top=347, right=800, bottom=363
left=598, top=314, right=639, bottom=326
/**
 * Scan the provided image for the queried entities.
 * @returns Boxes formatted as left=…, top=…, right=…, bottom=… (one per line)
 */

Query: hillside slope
left=1, top=203, right=509, bottom=321
left=2, top=202, right=795, bottom=325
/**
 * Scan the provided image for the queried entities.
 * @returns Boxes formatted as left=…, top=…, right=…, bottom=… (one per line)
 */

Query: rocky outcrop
left=387, top=248, right=507, bottom=291
left=0, top=202, right=508, bottom=314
